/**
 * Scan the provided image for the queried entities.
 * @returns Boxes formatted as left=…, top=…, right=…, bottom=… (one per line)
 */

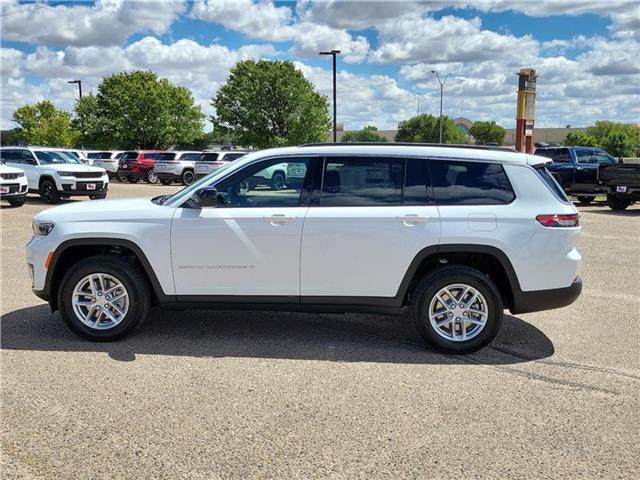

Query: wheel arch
left=44, top=238, right=169, bottom=311
left=398, top=244, right=521, bottom=311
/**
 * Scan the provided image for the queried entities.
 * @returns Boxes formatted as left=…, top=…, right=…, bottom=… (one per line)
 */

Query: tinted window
left=575, top=149, right=596, bottom=164
left=122, top=152, right=138, bottom=160
left=214, top=157, right=313, bottom=208
left=158, top=153, right=178, bottom=161
left=320, top=157, right=403, bottom=206
left=0, top=149, right=20, bottom=162
left=180, top=153, right=201, bottom=161
left=199, top=153, right=219, bottom=162
left=221, top=153, right=245, bottom=161
left=534, top=166, right=570, bottom=204
left=430, top=160, right=515, bottom=205
left=403, top=158, right=432, bottom=205
left=145, top=153, right=164, bottom=161
left=537, top=148, right=571, bottom=163
left=593, top=150, right=616, bottom=167
left=87, top=151, right=112, bottom=159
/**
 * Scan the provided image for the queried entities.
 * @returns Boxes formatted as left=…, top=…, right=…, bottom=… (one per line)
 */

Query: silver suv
left=152, top=151, right=202, bottom=185
left=194, top=150, right=248, bottom=180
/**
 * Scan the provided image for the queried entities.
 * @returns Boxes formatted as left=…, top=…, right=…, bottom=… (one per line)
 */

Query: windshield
left=162, top=161, right=237, bottom=206
left=35, top=150, right=82, bottom=164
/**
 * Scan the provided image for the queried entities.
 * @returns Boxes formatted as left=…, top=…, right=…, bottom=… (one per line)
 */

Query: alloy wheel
left=72, top=273, right=130, bottom=330
left=428, top=283, right=488, bottom=342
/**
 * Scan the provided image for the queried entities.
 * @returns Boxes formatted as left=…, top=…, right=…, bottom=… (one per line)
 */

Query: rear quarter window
left=429, top=160, right=515, bottom=205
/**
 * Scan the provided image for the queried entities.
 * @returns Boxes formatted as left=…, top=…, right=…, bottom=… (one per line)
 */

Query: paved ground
left=2, top=183, right=639, bottom=479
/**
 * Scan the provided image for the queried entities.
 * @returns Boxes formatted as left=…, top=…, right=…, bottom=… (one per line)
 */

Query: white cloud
left=189, top=0, right=370, bottom=62
left=0, top=0, right=186, bottom=47
left=370, top=15, right=539, bottom=65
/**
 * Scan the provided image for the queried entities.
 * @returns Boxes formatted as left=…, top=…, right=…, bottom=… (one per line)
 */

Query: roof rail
left=300, top=142, right=516, bottom=152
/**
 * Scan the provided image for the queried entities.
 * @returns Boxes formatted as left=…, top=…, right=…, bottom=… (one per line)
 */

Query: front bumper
left=0, top=182, right=28, bottom=197
left=510, top=276, right=582, bottom=314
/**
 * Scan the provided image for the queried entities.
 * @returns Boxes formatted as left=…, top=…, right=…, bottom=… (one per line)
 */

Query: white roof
left=241, top=144, right=549, bottom=167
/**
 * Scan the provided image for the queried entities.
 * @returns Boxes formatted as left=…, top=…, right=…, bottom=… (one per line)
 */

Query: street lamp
left=68, top=79, right=82, bottom=99
left=319, top=50, right=340, bottom=143
left=416, top=92, right=424, bottom=115
left=431, top=70, right=450, bottom=143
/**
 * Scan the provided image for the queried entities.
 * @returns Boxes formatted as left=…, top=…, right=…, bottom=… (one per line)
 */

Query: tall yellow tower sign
left=515, top=68, right=537, bottom=153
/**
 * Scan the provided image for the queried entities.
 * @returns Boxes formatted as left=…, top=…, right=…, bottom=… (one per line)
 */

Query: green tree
left=586, top=121, right=640, bottom=157
left=212, top=60, right=331, bottom=148
left=341, top=125, right=388, bottom=142
left=0, top=128, right=22, bottom=146
left=469, top=120, right=506, bottom=145
left=81, top=71, right=204, bottom=149
left=395, top=114, right=467, bottom=144
left=562, top=132, right=598, bottom=147
left=12, top=100, right=79, bottom=147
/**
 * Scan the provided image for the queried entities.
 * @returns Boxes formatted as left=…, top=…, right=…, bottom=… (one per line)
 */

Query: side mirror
left=193, top=186, right=220, bottom=208
left=618, top=157, right=624, bottom=164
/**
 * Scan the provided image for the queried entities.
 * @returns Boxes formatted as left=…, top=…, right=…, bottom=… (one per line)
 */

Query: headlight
left=57, top=172, right=75, bottom=177
left=32, top=220, right=55, bottom=236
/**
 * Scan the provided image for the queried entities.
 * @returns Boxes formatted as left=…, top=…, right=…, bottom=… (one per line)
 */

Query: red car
left=117, top=150, right=164, bottom=184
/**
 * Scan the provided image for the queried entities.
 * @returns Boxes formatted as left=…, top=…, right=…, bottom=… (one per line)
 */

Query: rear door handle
left=397, top=215, right=430, bottom=225
left=264, top=214, right=296, bottom=225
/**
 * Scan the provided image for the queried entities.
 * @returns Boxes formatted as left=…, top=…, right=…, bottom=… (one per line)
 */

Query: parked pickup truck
left=534, top=146, right=620, bottom=204
left=598, top=162, right=640, bottom=210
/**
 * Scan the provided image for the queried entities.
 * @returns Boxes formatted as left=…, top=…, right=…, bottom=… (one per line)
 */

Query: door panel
left=301, top=205, right=440, bottom=297
left=170, top=156, right=315, bottom=296
left=171, top=206, right=307, bottom=296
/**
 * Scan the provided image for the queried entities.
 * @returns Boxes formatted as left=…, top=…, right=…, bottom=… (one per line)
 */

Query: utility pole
left=68, top=79, right=82, bottom=99
left=319, top=50, right=341, bottom=142
left=431, top=70, right=450, bottom=143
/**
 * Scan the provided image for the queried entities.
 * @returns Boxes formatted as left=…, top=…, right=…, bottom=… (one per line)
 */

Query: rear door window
left=180, top=153, right=201, bottom=161
left=575, top=149, right=596, bottom=164
left=403, top=158, right=433, bottom=205
left=429, top=160, right=515, bottom=205
left=121, top=152, right=138, bottom=160
left=199, top=153, right=219, bottom=162
left=320, top=157, right=403, bottom=206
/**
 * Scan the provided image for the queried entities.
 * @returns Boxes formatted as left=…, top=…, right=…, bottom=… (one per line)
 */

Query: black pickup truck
left=598, top=162, right=640, bottom=210
left=534, top=146, right=619, bottom=204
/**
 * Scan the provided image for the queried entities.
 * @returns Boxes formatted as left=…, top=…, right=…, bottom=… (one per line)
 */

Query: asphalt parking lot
left=1, top=182, right=639, bottom=479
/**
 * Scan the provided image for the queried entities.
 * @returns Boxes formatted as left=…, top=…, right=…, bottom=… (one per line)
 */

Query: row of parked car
left=0, top=146, right=253, bottom=207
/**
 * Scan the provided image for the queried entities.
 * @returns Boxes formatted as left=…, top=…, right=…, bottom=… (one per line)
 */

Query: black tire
left=127, top=177, right=139, bottom=184
left=7, top=195, right=26, bottom=207
left=411, top=265, right=503, bottom=354
left=270, top=172, right=286, bottom=190
left=58, top=255, right=150, bottom=342
left=607, top=194, right=631, bottom=211
left=576, top=196, right=593, bottom=205
left=159, top=178, right=173, bottom=186
left=90, top=193, right=107, bottom=200
left=39, top=178, right=61, bottom=204
left=116, top=173, right=129, bottom=183
left=181, top=170, right=195, bottom=186
left=146, top=171, right=158, bottom=184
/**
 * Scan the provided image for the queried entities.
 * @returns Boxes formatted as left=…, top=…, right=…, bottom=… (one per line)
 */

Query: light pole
left=416, top=92, right=424, bottom=115
left=68, top=79, right=82, bottom=99
left=319, top=50, right=340, bottom=143
left=431, top=70, right=450, bottom=143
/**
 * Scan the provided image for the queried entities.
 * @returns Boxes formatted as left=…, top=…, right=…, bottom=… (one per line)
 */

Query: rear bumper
left=510, top=276, right=582, bottom=314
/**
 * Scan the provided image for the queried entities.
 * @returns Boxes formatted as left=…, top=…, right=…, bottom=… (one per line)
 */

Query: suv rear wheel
left=270, top=172, right=286, bottom=190
left=411, top=266, right=503, bottom=354
left=607, top=194, right=631, bottom=211
left=146, top=171, right=158, bottom=184
left=58, top=255, right=150, bottom=341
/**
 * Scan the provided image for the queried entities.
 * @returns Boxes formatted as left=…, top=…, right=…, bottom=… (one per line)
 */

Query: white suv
left=0, top=146, right=109, bottom=204
left=0, top=162, right=29, bottom=207
left=194, top=150, right=248, bottom=179
left=152, top=151, right=202, bottom=185
left=27, top=144, right=582, bottom=353
left=87, top=151, right=124, bottom=176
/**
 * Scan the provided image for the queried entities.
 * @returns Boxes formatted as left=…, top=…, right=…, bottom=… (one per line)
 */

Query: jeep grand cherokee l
left=1, top=146, right=109, bottom=204
left=27, top=144, right=582, bottom=354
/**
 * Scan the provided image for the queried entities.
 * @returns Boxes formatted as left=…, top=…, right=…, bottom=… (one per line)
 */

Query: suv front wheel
left=58, top=255, right=150, bottom=341
left=411, top=266, right=503, bottom=354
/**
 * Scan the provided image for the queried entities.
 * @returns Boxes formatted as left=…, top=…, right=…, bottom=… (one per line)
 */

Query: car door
left=573, top=148, right=599, bottom=188
left=170, top=156, right=316, bottom=297
left=15, top=150, right=39, bottom=188
left=300, top=156, right=440, bottom=300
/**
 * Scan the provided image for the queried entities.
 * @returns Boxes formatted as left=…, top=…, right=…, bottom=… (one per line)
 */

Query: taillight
left=536, top=214, right=580, bottom=228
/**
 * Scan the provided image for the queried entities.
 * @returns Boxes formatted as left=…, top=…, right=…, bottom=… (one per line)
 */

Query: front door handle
left=397, top=215, right=430, bottom=225
left=264, top=214, right=296, bottom=226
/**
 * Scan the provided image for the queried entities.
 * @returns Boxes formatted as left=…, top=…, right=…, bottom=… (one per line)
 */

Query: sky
left=1, top=0, right=639, bottom=131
